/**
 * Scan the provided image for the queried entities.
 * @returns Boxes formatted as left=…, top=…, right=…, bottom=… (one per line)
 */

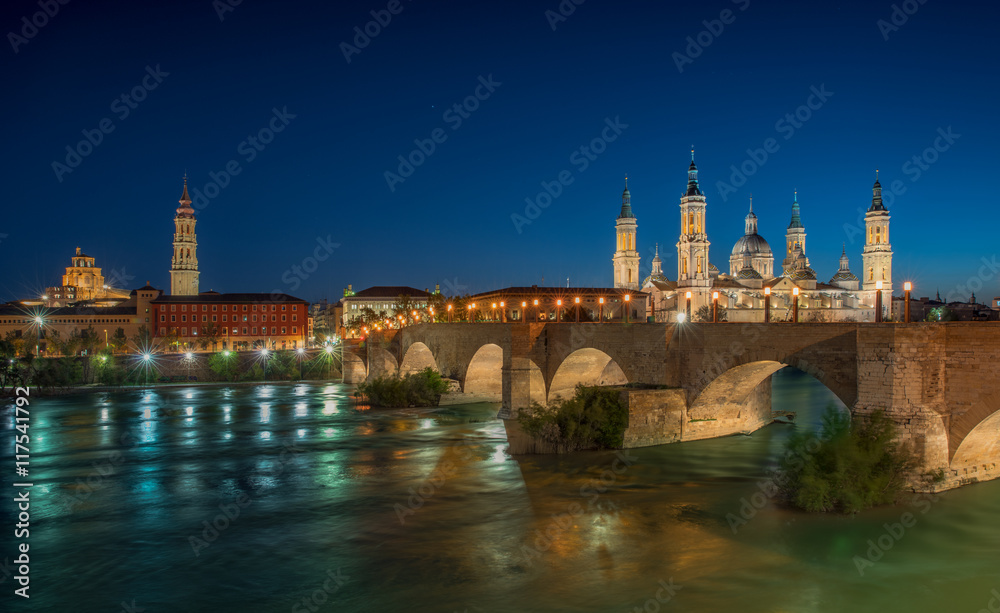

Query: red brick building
left=151, top=292, right=308, bottom=351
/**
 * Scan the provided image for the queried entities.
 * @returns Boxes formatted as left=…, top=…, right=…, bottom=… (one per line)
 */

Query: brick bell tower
left=170, top=177, right=200, bottom=295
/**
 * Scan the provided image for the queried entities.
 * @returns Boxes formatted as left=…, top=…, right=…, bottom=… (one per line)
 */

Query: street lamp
left=574, top=296, right=580, bottom=323
left=467, top=304, right=473, bottom=323
left=792, top=287, right=800, bottom=323
left=875, top=280, right=884, bottom=323
left=521, top=301, right=527, bottom=323
left=447, top=304, right=453, bottom=323
left=260, top=348, right=270, bottom=381
left=712, top=291, right=719, bottom=323
left=599, top=297, right=604, bottom=322
left=500, top=301, right=506, bottom=323
left=624, top=294, right=631, bottom=323
left=677, top=312, right=687, bottom=323
left=533, top=299, right=539, bottom=323
left=492, top=302, right=497, bottom=322
left=685, top=291, right=692, bottom=322
left=297, top=346, right=305, bottom=379
left=904, top=281, right=912, bottom=323
left=764, top=287, right=771, bottom=323
left=556, top=299, right=562, bottom=323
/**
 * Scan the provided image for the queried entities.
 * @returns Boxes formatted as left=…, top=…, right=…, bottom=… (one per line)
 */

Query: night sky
left=2, top=0, right=997, bottom=304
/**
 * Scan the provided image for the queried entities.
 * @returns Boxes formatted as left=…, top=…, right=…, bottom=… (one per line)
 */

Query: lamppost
left=624, top=294, right=631, bottom=323
left=875, top=280, right=884, bottom=323
left=491, top=303, right=497, bottom=322
left=574, top=297, right=580, bottom=323
left=521, top=301, right=527, bottom=324
left=533, top=299, right=539, bottom=323
left=104, top=329, right=108, bottom=349
left=34, top=316, right=44, bottom=356
left=792, top=287, right=800, bottom=323
left=598, top=297, right=604, bottom=322
left=685, top=291, right=692, bottom=322
left=447, top=304, right=453, bottom=323
left=467, top=304, right=473, bottom=323
left=712, top=291, right=719, bottom=323
left=297, top=347, right=305, bottom=379
left=556, top=299, right=562, bottom=323
left=904, top=281, right=912, bottom=323
left=261, top=348, right=269, bottom=380
left=500, top=301, right=506, bottom=323
left=764, top=287, right=771, bottom=323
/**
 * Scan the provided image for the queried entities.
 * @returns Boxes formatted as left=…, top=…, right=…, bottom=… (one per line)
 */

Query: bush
left=357, top=368, right=451, bottom=407
left=208, top=352, right=240, bottom=382
left=517, top=385, right=628, bottom=452
left=776, top=406, right=915, bottom=513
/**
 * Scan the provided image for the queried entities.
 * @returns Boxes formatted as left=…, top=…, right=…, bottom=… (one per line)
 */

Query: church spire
left=176, top=175, right=195, bottom=217
left=619, top=175, right=634, bottom=218
left=686, top=149, right=702, bottom=197
left=869, top=169, right=887, bottom=211
left=745, top=196, right=758, bottom=235
left=788, top=190, right=803, bottom=229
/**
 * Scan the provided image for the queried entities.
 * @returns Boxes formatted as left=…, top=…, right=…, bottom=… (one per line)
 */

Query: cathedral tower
left=170, top=177, right=200, bottom=295
left=862, top=173, right=892, bottom=304
left=676, top=151, right=712, bottom=305
left=612, top=178, right=640, bottom=289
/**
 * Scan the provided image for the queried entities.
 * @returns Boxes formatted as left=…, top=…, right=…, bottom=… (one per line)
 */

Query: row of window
left=159, top=326, right=298, bottom=336
left=160, top=314, right=297, bottom=323
left=166, top=304, right=298, bottom=312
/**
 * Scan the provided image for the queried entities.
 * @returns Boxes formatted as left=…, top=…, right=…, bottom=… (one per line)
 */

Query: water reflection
left=1, top=373, right=998, bottom=613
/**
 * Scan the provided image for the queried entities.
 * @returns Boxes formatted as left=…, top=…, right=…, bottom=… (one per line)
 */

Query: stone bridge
left=343, top=322, right=1000, bottom=491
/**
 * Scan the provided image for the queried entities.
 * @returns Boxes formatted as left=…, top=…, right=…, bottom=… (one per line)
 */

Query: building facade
left=42, top=247, right=132, bottom=307
left=151, top=293, right=308, bottom=351
left=340, top=285, right=435, bottom=337
left=0, top=285, right=161, bottom=355
left=624, top=155, right=891, bottom=322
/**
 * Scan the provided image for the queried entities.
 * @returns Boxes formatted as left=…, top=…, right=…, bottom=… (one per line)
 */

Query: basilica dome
left=731, top=233, right=772, bottom=257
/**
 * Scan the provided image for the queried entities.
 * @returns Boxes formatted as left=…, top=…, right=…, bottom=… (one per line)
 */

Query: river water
left=2, top=369, right=999, bottom=612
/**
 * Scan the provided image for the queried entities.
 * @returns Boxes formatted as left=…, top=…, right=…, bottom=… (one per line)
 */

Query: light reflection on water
left=0, top=370, right=998, bottom=612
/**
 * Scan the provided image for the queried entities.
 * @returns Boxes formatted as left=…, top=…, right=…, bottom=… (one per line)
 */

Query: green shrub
left=208, top=352, right=240, bottom=382
left=776, top=406, right=915, bottom=513
left=517, top=385, right=628, bottom=451
left=357, top=367, right=450, bottom=407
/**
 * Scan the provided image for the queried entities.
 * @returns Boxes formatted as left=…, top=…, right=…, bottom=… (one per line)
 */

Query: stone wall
left=621, top=388, right=686, bottom=447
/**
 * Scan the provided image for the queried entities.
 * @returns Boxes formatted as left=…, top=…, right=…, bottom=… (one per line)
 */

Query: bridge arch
left=547, top=347, right=628, bottom=404
left=367, top=347, right=398, bottom=380
left=951, top=406, right=1000, bottom=471
left=464, top=343, right=503, bottom=399
left=399, top=341, right=438, bottom=376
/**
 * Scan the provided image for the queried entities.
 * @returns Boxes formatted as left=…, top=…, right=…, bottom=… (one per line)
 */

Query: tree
left=200, top=324, right=222, bottom=351
left=694, top=304, right=728, bottom=322
left=111, top=327, right=128, bottom=353
left=926, top=306, right=957, bottom=322
left=130, top=325, right=152, bottom=352
left=776, top=406, right=915, bottom=514
left=208, top=351, right=240, bottom=381
left=392, top=294, right=429, bottom=326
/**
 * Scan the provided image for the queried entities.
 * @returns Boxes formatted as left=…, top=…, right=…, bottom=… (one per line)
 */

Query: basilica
left=612, top=154, right=892, bottom=322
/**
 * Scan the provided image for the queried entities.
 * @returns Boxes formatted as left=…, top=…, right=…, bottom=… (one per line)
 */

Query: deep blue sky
left=2, top=0, right=997, bottom=304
